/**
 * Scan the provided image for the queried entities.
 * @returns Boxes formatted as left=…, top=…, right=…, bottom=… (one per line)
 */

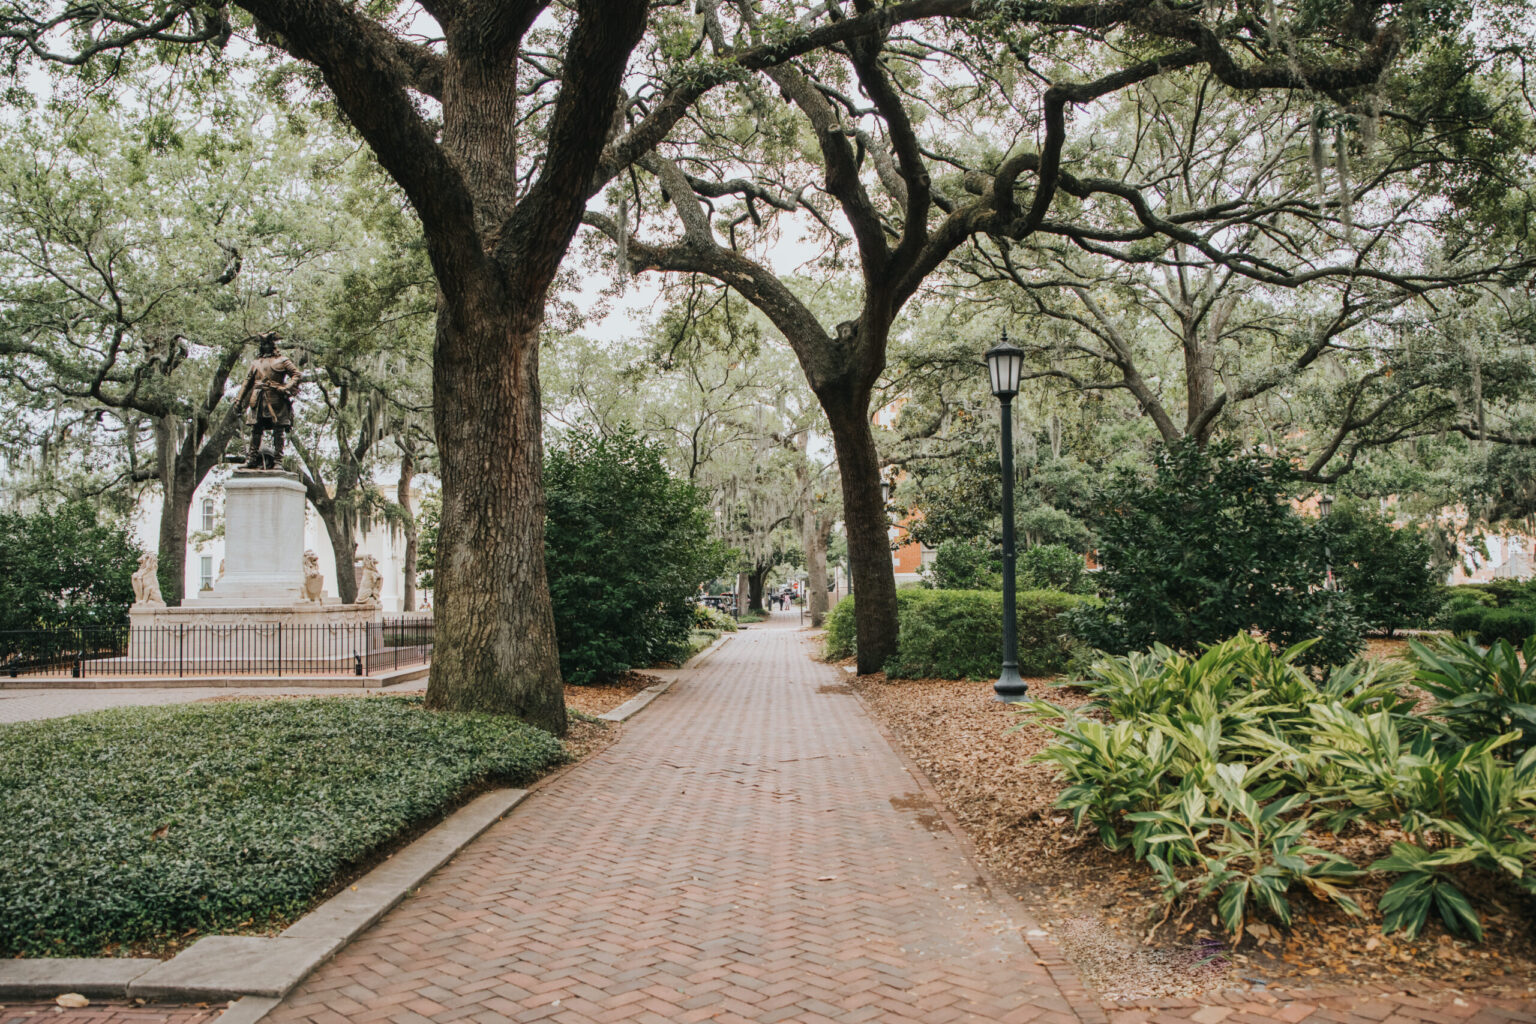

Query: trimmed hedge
left=0, top=697, right=566, bottom=957
left=823, top=588, right=1092, bottom=679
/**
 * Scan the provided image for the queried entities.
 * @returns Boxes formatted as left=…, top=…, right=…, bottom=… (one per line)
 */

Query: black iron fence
left=0, top=617, right=434, bottom=680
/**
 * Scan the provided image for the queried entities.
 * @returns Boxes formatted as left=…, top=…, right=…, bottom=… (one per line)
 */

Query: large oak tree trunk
left=157, top=472, right=194, bottom=607
left=805, top=509, right=831, bottom=627
left=426, top=299, right=565, bottom=735
left=748, top=568, right=767, bottom=613
left=823, top=395, right=898, bottom=673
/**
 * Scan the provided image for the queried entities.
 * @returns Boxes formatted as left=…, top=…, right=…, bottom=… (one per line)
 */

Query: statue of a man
left=237, top=332, right=302, bottom=469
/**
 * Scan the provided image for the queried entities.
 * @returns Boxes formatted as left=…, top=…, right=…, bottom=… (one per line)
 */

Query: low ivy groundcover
left=0, top=695, right=567, bottom=957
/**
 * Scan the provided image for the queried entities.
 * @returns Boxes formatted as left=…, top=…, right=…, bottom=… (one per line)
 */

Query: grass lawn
left=0, top=695, right=567, bottom=958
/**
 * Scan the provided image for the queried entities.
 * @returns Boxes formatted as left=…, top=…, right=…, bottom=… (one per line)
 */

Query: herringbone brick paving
left=11, top=610, right=1534, bottom=1023
left=263, top=614, right=1090, bottom=1024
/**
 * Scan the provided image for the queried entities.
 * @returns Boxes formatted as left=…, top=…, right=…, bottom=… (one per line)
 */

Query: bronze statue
left=236, top=332, right=302, bottom=469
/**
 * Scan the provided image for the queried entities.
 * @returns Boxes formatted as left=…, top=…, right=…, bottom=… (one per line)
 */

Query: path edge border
left=832, top=650, right=1112, bottom=1024
left=0, top=789, right=527, bottom=1012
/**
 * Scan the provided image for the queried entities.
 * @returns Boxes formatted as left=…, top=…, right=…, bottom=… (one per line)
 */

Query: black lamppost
left=985, top=330, right=1028, bottom=702
left=1319, top=492, right=1335, bottom=591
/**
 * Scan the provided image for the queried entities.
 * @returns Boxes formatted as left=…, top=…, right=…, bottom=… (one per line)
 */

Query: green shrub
left=692, top=603, right=738, bottom=633
left=1074, top=440, right=1363, bottom=667
left=1410, top=635, right=1536, bottom=753
left=1473, top=607, right=1536, bottom=647
left=0, top=697, right=566, bottom=957
left=823, top=597, right=858, bottom=660
left=1327, top=506, right=1442, bottom=636
left=0, top=502, right=140, bottom=634
left=1019, top=543, right=1091, bottom=594
left=884, top=588, right=1089, bottom=679
left=1026, top=633, right=1536, bottom=943
left=821, top=589, right=1091, bottom=678
left=1446, top=604, right=1494, bottom=638
left=921, top=538, right=999, bottom=590
left=545, top=428, right=732, bottom=684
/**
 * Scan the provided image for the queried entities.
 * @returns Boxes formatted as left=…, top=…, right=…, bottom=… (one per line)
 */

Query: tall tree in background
left=0, top=0, right=926, bottom=730
left=0, top=95, right=359, bottom=604
left=589, top=0, right=1431, bottom=672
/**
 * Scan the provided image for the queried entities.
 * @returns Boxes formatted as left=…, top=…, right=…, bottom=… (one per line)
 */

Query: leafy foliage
left=545, top=427, right=732, bottom=684
left=1326, top=505, right=1443, bottom=636
left=1026, top=634, right=1536, bottom=942
left=1074, top=440, right=1362, bottom=667
left=1019, top=543, right=1092, bottom=594
left=0, top=502, right=140, bottom=634
left=921, top=538, right=999, bottom=590
left=1409, top=636, right=1536, bottom=753
left=823, top=588, right=1091, bottom=679
left=0, top=697, right=566, bottom=957
left=692, top=602, right=739, bottom=633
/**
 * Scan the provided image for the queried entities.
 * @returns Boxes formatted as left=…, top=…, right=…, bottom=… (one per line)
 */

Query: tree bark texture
left=748, top=568, right=766, bottom=613
left=823, top=395, right=899, bottom=673
left=805, top=508, right=831, bottom=627
left=157, top=476, right=193, bottom=607
left=426, top=303, right=565, bottom=734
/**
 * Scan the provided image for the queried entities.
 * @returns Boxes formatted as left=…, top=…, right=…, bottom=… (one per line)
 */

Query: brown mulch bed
left=845, top=667, right=1536, bottom=1003
left=562, top=671, right=659, bottom=717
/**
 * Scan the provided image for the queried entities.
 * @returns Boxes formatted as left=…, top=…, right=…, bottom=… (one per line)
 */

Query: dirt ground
left=562, top=671, right=658, bottom=717
left=843, top=660, right=1536, bottom=1003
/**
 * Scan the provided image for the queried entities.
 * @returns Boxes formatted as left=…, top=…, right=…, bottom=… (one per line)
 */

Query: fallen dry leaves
left=843, top=663, right=1536, bottom=1003
left=562, top=671, right=659, bottom=717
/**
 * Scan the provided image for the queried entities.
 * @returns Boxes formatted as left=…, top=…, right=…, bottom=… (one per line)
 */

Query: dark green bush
left=0, top=502, right=139, bottom=634
left=545, top=428, right=732, bottom=684
left=1074, top=440, right=1362, bottom=667
left=821, top=589, right=1091, bottom=678
left=884, top=588, right=1089, bottom=679
left=1446, top=604, right=1493, bottom=638
left=822, top=597, right=858, bottom=660
left=1019, top=543, right=1091, bottom=594
left=1474, top=606, right=1536, bottom=646
left=1327, top=505, right=1442, bottom=636
left=0, top=697, right=566, bottom=957
left=922, top=538, right=998, bottom=590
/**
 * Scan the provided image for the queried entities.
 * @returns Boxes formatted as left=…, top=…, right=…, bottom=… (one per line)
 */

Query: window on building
left=200, top=556, right=214, bottom=591
left=201, top=498, right=216, bottom=533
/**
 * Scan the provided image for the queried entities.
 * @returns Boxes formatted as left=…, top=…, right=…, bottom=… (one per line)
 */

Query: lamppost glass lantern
left=984, top=328, right=1028, bottom=702
left=985, top=331, right=1025, bottom=399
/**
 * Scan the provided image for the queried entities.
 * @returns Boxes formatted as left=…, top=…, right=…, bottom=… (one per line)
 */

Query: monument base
left=127, top=603, right=385, bottom=674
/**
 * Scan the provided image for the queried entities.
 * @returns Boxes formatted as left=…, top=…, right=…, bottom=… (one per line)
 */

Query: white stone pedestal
left=124, top=469, right=388, bottom=675
left=199, top=470, right=308, bottom=605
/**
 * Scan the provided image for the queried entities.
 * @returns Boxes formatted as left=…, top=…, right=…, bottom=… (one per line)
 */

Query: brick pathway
left=266, top=613, right=1091, bottom=1024
left=10, top=611, right=1533, bottom=1024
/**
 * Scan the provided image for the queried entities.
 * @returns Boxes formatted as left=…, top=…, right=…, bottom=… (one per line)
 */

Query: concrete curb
left=598, top=679, right=673, bottom=722
left=0, top=788, right=527, bottom=1008
left=598, top=632, right=734, bottom=723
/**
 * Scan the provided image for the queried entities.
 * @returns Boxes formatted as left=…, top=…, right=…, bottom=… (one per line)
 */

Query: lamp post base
left=993, top=665, right=1029, bottom=703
